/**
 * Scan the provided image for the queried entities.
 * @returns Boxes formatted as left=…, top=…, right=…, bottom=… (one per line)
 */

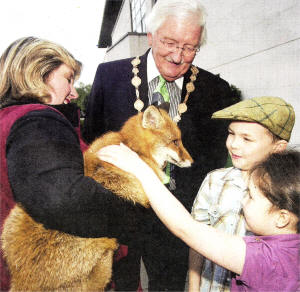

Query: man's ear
left=273, top=140, right=288, bottom=153
left=275, top=209, right=291, bottom=228
left=147, top=33, right=153, bottom=47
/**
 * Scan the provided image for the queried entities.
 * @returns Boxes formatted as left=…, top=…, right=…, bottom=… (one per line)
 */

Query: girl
left=99, top=144, right=300, bottom=291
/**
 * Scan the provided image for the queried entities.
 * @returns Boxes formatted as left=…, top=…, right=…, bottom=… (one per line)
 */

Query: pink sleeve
left=235, top=237, right=275, bottom=287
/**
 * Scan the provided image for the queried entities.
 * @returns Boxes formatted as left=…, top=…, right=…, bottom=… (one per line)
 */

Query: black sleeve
left=82, top=60, right=136, bottom=144
left=6, top=109, right=143, bottom=243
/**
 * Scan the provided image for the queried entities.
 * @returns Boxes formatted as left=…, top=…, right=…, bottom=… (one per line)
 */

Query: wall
left=111, top=0, right=132, bottom=44
left=194, top=0, right=300, bottom=146
left=105, top=33, right=149, bottom=61
left=104, top=0, right=151, bottom=62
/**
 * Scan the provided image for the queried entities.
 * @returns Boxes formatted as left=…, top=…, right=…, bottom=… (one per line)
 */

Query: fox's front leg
left=91, top=166, right=150, bottom=208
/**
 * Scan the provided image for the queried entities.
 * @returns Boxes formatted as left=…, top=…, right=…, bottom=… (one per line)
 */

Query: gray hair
left=146, top=0, right=207, bottom=46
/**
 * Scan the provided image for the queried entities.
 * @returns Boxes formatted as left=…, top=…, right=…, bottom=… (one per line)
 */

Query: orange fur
left=1, top=106, right=193, bottom=291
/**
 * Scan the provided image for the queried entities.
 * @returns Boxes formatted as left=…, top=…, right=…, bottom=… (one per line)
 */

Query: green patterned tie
left=154, top=75, right=171, bottom=184
left=155, top=75, right=170, bottom=102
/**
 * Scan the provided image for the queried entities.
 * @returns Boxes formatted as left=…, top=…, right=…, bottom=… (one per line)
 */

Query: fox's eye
left=173, top=140, right=179, bottom=146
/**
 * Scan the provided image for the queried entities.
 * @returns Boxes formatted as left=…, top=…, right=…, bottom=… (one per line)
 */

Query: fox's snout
left=121, top=105, right=193, bottom=171
left=153, top=143, right=193, bottom=169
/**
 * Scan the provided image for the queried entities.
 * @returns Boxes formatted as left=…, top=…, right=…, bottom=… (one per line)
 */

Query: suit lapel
left=127, top=50, right=149, bottom=111
left=182, top=68, right=193, bottom=103
left=139, top=50, right=150, bottom=107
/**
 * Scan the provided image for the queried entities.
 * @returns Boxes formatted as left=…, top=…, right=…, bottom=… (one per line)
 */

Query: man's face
left=148, top=16, right=202, bottom=82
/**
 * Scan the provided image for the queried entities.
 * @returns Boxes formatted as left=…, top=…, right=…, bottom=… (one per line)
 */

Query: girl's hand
left=97, top=143, right=149, bottom=176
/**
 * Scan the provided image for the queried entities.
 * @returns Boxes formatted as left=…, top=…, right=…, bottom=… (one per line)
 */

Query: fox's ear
left=142, top=106, right=164, bottom=129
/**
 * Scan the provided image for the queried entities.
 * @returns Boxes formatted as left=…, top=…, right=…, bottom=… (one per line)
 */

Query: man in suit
left=83, top=0, right=238, bottom=291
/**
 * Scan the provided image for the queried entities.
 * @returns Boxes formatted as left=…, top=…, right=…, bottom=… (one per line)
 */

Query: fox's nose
left=181, top=160, right=192, bottom=167
left=177, top=154, right=193, bottom=168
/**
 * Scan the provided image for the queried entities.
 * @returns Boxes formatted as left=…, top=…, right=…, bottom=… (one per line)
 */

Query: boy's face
left=226, top=121, right=277, bottom=171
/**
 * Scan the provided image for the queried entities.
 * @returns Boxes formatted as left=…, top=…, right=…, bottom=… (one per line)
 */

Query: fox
left=1, top=105, right=193, bottom=291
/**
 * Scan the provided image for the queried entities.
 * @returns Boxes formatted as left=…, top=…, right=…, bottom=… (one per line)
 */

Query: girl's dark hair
left=250, top=150, right=300, bottom=230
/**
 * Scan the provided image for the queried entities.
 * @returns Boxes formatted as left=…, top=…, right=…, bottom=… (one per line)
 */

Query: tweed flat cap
left=212, top=96, right=295, bottom=141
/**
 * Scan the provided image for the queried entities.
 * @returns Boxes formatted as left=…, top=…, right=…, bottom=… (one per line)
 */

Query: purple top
left=231, top=233, right=300, bottom=291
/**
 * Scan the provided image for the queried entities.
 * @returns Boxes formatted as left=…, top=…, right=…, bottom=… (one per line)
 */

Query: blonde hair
left=0, top=37, right=81, bottom=105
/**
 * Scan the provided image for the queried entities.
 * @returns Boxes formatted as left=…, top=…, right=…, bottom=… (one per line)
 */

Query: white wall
left=111, top=0, right=132, bottom=44
left=105, top=34, right=149, bottom=61
left=194, top=0, right=300, bottom=146
left=104, top=0, right=150, bottom=62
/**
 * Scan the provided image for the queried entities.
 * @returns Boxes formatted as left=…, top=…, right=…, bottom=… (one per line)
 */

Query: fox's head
left=121, top=106, right=193, bottom=171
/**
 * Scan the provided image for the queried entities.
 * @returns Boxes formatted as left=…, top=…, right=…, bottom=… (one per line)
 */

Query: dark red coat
left=0, top=104, right=62, bottom=291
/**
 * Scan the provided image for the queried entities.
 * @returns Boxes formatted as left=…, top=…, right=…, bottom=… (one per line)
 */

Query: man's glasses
left=159, top=39, right=200, bottom=57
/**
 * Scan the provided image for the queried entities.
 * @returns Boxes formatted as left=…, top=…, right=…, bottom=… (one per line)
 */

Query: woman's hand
left=97, top=143, right=149, bottom=177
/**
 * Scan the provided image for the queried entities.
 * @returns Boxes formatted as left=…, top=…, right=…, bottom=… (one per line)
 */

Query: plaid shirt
left=191, top=167, right=248, bottom=292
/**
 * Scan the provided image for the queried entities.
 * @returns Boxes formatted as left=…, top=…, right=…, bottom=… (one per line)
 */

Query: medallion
left=131, top=56, right=199, bottom=120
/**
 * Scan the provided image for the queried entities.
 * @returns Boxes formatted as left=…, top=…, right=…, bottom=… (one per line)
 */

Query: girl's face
left=226, top=122, right=277, bottom=172
left=46, top=64, right=78, bottom=105
left=242, top=177, right=276, bottom=235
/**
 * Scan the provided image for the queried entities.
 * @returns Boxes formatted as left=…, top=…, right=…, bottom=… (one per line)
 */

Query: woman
left=0, top=37, right=143, bottom=290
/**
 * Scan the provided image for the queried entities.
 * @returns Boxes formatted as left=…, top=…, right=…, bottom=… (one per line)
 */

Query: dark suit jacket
left=83, top=50, right=235, bottom=211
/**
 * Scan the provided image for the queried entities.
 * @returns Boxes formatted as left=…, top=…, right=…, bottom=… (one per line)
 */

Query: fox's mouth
left=162, top=157, right=177, bottom=169
left=161, top=159, right=177, bottom=170
left=164, top=156, right=191, bottom=168
left=162, top=161, right=167, bottom=169
left=167, top=157, right=178, bottom=166
left=153, top=148, right=193, bottom=170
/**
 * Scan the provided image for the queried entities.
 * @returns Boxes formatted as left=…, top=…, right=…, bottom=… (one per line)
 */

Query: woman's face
left=46, top=64, right=78, bottom=105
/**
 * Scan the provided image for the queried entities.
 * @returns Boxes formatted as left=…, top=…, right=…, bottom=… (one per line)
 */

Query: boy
left=189, top=96, right=295, bottom=291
